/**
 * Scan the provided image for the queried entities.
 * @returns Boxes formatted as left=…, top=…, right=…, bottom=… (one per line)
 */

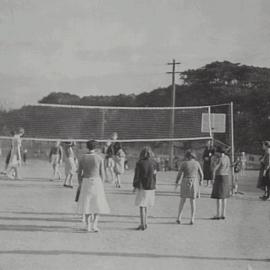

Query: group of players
left=48, top=132, right=126, bottom=189
left=0, top=129, right=126, bottom=190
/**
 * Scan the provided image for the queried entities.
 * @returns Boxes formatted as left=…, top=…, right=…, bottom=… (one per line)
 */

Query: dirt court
left=0, top=159, right=269, bottom=270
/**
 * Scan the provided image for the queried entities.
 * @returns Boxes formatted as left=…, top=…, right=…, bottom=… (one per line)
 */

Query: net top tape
left=30, top=103, right=211, bottom=110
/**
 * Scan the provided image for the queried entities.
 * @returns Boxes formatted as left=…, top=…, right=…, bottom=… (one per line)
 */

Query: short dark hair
left=216, top=146, right=226, bottom=154
left=86, top=140, right=97, bottom=150
left=184, top=150, right=196, bottom=160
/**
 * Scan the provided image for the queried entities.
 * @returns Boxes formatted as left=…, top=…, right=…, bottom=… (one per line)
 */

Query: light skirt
left=8, top=151, right=19, bottom=167
left=77, top=177, right=110, bottom=214
left=65, top=157, right=76, bottom=175
left=180, top=177, right=200, bottom=199
left=51, top=154, right=60, bottom=166
left=135, top=189, right=155, bottom=207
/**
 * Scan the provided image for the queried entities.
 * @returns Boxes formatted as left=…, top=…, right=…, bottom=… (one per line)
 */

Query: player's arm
left=133, top=162, right=140, bottom=192
left=49, top=148, right=52, bottom=162
left=77, top=159, right=83, bottom=185
left=175, top=165, right=183, bottom=188
left=198, top=163, right=204, bottom=185
left=17, top=142, right=22, bottom=165
left=263, top=154, right=270, bottom=176
left=100, top=158, right=106, bottom=182
left=59, top=146, right=63, bottom=163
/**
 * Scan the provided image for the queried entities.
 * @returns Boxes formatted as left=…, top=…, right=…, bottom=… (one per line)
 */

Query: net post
left=208, top=106, right=213, bottom=141
left=229, top=102, right=235, bottom=191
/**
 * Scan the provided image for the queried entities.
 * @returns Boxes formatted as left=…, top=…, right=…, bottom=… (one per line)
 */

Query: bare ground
left=0, top=160, right=269, bottom=270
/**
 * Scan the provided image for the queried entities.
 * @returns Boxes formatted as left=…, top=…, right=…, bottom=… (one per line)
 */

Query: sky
left=0, top=0, right=270, bottom=108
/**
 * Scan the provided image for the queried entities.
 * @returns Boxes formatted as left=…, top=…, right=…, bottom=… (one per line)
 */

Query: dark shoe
left=176, top=219, right=181, bottom=224
left=136, top=225, right=144, bottom=230
left=220, top=216, right=226, bottom=220
left=190, top=220, right=194, bottom=225
left=141, top=225, right=147, bottom=231
left=211, top=216, right=220, bottom=220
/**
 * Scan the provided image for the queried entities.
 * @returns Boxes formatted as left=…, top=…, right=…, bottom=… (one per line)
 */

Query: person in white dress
left=77, top=140, right=110, bottom=232
left=63, top=141, right=77, bottom=188
left=113, top=142, right=125, bottom=188
left=49, top=141, right=63, bottom=180
left=6, top=128, right=24, bottom=179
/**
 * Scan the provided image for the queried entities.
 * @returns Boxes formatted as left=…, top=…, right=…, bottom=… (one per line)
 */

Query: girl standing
left=63, top=141, right=77, bottom=188
left=202, top=140, right=215, bottom=187
left=211, top=146, right=231, bottom=219
left=133, top=146, right=157, bottom=230
left=6, top=128, right=24, bottom=179
left=77, top=140, right=110, bottom=232
left=257, top=141, right=270, bottom=200
left=175, top=150, right=203, bottom=225
left=113, top=142, right=125, bottom=188
left=49, top=141, right=63, bottom=180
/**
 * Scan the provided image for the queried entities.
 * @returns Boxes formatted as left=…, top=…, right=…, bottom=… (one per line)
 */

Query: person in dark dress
left=133, top=146, right=157, bottom=231
left=211, top=146, right=231, bottom=220
left=104, top=132, right=118, bottom=183
left=202, top=140, right=215, bottom=187
left=257, top=141, right=270, bottom=200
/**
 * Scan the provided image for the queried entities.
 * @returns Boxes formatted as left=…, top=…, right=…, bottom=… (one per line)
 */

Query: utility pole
left=167, top=59, right=181, bottom=169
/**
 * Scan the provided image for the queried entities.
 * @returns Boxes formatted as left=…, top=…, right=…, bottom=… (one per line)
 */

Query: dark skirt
left=203, top=162, right=212, bottom=180
left=257, top=168, right=270, bottom=189
left=257, top=168, right=265, bottom=190
left=262, top=170, right=270, bottom=188
left=211, top=175, right=230, bottom=199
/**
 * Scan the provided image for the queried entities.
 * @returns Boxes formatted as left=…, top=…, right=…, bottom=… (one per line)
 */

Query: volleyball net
left=0, top=103, right=233, bottom=169
left=0, top=103, right=213, bottom=142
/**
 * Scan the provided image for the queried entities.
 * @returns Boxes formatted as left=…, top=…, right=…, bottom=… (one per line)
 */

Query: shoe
left=68, top=185, right=73, bottom=189
left=176, top=219, right=181, bottom=224
left=262, top=196, right=269, bottom=201
left=211, top=216, right=220, bottom=220
left=220, top=216, right=226, bottom=220
left=93, top=227, right=99, bottom=233
left=63, top=184, right=68, bottom=187
left=190, top=220, right=194, bottom=225
left=141, top=225, right=147, bottom=231
left=136, top=225, right=144, bottom=230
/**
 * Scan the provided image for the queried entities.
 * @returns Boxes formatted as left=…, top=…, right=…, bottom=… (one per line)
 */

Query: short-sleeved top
left=261, top=152, right=270, bottom=170
left=64, top=146, right=75, bottom=159
left=50, top=146, right=62, bottom=156
left=215, top=155, right=231, bottom=176
left=106, top=143, right=115, bottom=158
left=12, top=134, right=21, bottom=150
left=78, top=153, right=104, bottom=179
left=203, top=147, right=214, bottom=164
left=179, top=159, right=202, bottom=178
